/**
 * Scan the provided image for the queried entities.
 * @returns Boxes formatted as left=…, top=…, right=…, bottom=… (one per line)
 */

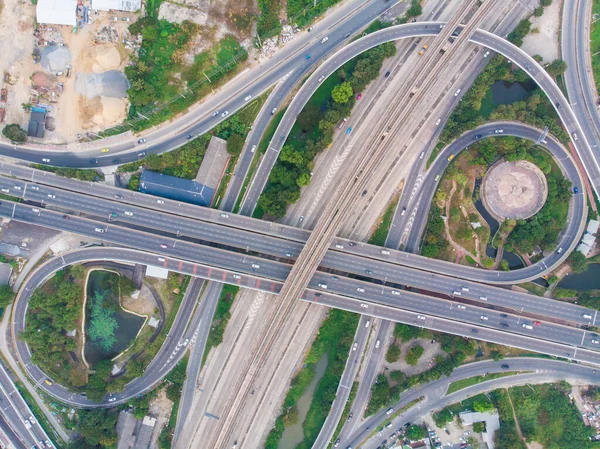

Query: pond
left=472, top=179, right=524, bottom=269
left=558, top=264, right=600, bottom=291
left=84, top=270, right=144, bottom=366
left=278, top=354, right=328, bottom=449
left=481, top=80, right=534, bottom=118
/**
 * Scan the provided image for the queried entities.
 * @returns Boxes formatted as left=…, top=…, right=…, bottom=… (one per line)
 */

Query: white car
left=321, top=36, right=329, bottom=44
left=0, top=188, right=8, bottom=193
left=461, top=286, right=469, bottom=292
left=251, top=263, right=260, bottom=269
left=108, top=397, right=116, bottom=403
left=391, top=290, right=400, bottom=296
left=352, top=342, right=358, bottom=351
left=157, top=200, right=164, bottom=204
left=417, top=315, right=426, bottom=320
left=381, top=250, right=390, bottom=255
left=360, top=303, right=368, bottom=308
left=365, top=320, right=370, bottom=328
left=454, top=88, right=461, bottom=96
left=157, top=257, right=165, bottom=262
left=435, top=118, right=441, bottom=126
left=494, top=129, right=504, bottom=134
left=457, top=305, right=466, bottom=310
left=592, top=339, right=599, bottom=344
left=220, top=213, right=229, bottom=218
left=522, top=323, right=533, bottom=330
left=357, top=287, right=365, bottom=293
left=24, top=420, right=31, bottom=429
left=251, top=145, right=256, bottom=153
left=480, top=315, right=489, bottom=321
left=271, top=108, right=277, bottom=115
left=335, top=244, right=344, bottom=249
left=160, top=244, right=168, bottom=249
left=453, top=291, right=462, bottom=296
left=375, top=339, right=380, bottom=349
left=221, top=111, right=229, bottom=118
left=479, top=296, right=488, bottom=301
left=95, top=228, right=105, bottom=233
left=420, top=152, right=424, bottom=159
left=233, top=274, right=241, bottom=280
left=318, top=75, right=325, bottom=82
left=244, top=95, right=252, bottom=101
left=386, top=408, right=394, bottom=415
left=29, top=416, right=36, bottom=425
left=483, top=50, right=490, bottom=58
left=318, top=283, right=328, bottom=289
left=124, top=211, right=133, bottom=216
left=42, top=158, right=50, bottom=163
left=30, top=186, right=39, bottom=190
left=32, top=208, right=40, bottom=213
left=13, top=186, right=21, bottom=190
left=212, top=110, right=219, bottom=117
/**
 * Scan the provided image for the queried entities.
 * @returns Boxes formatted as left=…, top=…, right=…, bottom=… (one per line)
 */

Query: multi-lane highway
left=12, top=246, right=600, bottom=408
left=0, top=0, right=400, bottom=168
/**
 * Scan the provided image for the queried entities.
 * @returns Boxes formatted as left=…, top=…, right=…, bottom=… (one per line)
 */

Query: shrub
left=386, top=344, right=401, bottom=363
left=2, top=124, right=27, bottom=143
left=406, top=344, right=424, bottom=366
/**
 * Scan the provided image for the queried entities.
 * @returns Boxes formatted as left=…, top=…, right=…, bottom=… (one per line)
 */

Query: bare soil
left=121, top=284, right=159, bottom=317
left=149, top=387, right=174, bottom=449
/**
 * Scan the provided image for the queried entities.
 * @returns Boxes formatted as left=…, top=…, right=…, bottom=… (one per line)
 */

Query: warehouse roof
left=36, top=0, right=77, bottom=25
left=139, top=170, right=213, bottom=207
left=195, top=136, right=230, bottom=190
left=92, top=0, right=141, bottom=12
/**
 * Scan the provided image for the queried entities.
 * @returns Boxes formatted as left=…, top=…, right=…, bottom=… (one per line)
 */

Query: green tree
left=546, top=59, right=567, bottom=76
left=88, top=292, right=118, bottom=351
left=406, top=344, right=424, bottom=366
left=541, top=0, right=552, bottom=5
left=473, top=421, right=486, bottom=433
left=77, top=409, right=118, bottom=447
left=473, top=398, right=495, bottom=413
left=386, top=344, right=401, bottom=363
left=568, top=250, right=587, bottom=273
left=434, top=407, right=454, bottom=427
left=0, top=285, right=14, bottom=308
left=533, top=6, right=544, bottom=16
left=331, top=82, right=353, bottom=104
left=406, top=424, right=427, bottom=441
left=226, top=133, right=245, bottom=156
left=406, top=0, right=423, bottom=17
left=2, top=124, right=27, bottom=143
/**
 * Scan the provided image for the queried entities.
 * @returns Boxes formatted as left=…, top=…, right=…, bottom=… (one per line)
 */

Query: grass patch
left=264, top=309, right=359, bottom=449
left=520, top=282, right=546, bottom=296
left=368, top=194, right=400, bottom=246
left=446, top=371, right=520, bottom=394
left=32, top=164, right=104, bottom=182
left=202, top=285, right=239, bottom=366
left=362, top=397, right=424, bottom=444
left=591, top=1, right=600, bottom=92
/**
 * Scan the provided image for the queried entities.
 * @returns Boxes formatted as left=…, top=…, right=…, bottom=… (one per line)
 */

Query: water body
left=472, top=179, right=524, bottom=269
left=278, top=354, right=328, bottom=449
left=481, top=80, right=534, bottom=118
left=558, top=264, right=600, bottom=290
left=84, top=270, right=144, bottom=366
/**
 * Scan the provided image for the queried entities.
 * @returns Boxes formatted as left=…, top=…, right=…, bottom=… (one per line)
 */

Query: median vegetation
left=265, top=309, right=359, bottom=449
left=256, top=42, right=397, bottom=218
left=202, top=285, right=239, bottom=365
left=32, top=164, right=105, bottom=182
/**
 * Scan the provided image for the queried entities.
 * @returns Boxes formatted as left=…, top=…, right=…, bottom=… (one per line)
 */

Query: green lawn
left=446, top=371, right=520, bottom=394
left=368, top=195, right=400, bottom=246
left=589, top=0, right=600, bottom=91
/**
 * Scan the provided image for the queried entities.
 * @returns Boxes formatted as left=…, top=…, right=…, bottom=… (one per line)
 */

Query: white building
left=588, top=219, right=600, bottom=236
left=93, top=0, right=141, bottom=12
left=36, top=0, right=77, bottom=26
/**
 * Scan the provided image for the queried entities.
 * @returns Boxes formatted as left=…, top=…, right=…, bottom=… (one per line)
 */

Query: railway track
left=207, top=1, right=501, bottom=447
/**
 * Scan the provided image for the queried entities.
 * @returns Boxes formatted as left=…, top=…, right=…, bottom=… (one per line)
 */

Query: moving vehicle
left=483, top=50, right=490, bottom=58
left=32, top=208, right=40, bottom=213
left=233, top=274, right=241, bottom=280
left=318, top=283, right=328, bottom=289
left=101, top=148, right=109, bottom=153
left=356, top=93, right=363, bottom=100
left=47, top=194, right=55, bottom=198
left=160, top=244, right=168, bottom=249
left=138, top=138, right=147, bottom=143
left=391, top=290, right=400, bottom=296
left=352, top=342, right=358, bottom=351
left=321, top=36, right=329, bottom=44
left=574, top=186, right=579, bottom=194
left=186, top=134, right=193, bottom=140
left=251, top=263, right=260, bottom=269
left=375, top=340, right=380, bottom=349
left=457, top=305, right=466, bottom=310
left=95, top=228, right=105, bottom=233
left=418, top=44, right=428, bottom=55
left=386, top=408, right=394, bottom=415
left=108, top=397, right=116, bottom=403
left=244, top=95, right=252, bottom=101
left=522, top=323, right=533, bottom=330
left=305, top=54, right=311, bottom=59
left=251, top=145, right=256, bottom=153
left=271, top=108, right=277, bottom=115
left=480, top=315, right=488, bottom=321
left=221, top=111, right=229, bottom=117
left=479, top=296, right=487, bottom=301
left=448, top=154, right=455, bottom=162
left=357, top=287, right=365, bottom=293
left=42, top=158, right=50, bottom=163
left=494, top=129, right=504, bottom=134
left=401, top=207, right=406, bottom=216
left=124, top=211, right=133, bottom=216
left=454, top=88, right=461, bottom=96
left=157, top=200, right=164, bottom=204
left=385, top=71, right=391, bottom=77
left=24, top=420, right=31, bottom=429
left=360, top=303, right=368, bottom=308
left=435, top=118, right=441, bottom=125
left=346, top=127, right=353, bottom=135
left=212, top=111, right=219, bottom=117
left=417, top=315, right=426, bottom=320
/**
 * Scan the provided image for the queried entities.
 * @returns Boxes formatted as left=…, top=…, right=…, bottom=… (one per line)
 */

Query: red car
left=356, top=93, right=363, bottom=100
left=533, top=321, right=542, bottom=326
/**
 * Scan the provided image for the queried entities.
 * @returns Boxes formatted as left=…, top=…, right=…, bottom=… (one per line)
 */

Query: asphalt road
left=0, top=363, right=53, bottom=449
left=340, top=357, right=600, bottom=448
left=0, top=154, right=583, bottom=286
left=0, top=0, right=398, bottom=168
left=13, top=246, right=600, bottom=407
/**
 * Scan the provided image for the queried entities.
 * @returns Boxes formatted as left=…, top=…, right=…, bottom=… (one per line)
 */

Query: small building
left=133, top=416, right=156, bottom=449
left=194, top=136, right=230, bottom=199
left=139, top=170, right=213, bottom=207
left=588, top=219, right=600, bottom=236
left=459, top=410, right=500, bottom=449
left=36, top=0, right=77, bottom=26
left=145, top=265, right=168, bottom=280
left=27, top=107, right=46, bottom=138
left=578, top=242, right=593, bottom=257
left=92, top=0, right=142, bottom=12
left=583, top=233, right=596, bottom=248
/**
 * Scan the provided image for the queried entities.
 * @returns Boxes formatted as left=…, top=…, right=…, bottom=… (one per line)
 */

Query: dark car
left=186, top=134, right=193, bottom=140
left=473, top=134, right=482, bottom=140
left=114, top=194, right=124, bottom=199
left=471, top=328, right=479, bottom=333
left=556, top=102, right=561, bottom=109
left=385, top=71, right=391, bottom=77
left=574, top=186, right=579, bottom=194
left=112, top=159, right=121, bottom=164
left=500, top=313, right=508, bottom=318
left=500, top=322, right=509, bottom=328
left=361, top=190, right=367, bottom=197
left=90, top=158, right=98, bottom=164
left=501, top=364, right=510, bottom=369
left=63, top=215, right=69, bottom=220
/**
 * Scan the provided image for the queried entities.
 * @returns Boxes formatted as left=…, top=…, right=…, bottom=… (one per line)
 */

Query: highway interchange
left=1, top=0, right=600, bottom=447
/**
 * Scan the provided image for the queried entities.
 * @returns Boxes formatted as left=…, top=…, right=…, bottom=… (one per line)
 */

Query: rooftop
left=36, top=0, right=77, bottom=25
left=195, top=135, right=230, bottom=191
left=139, top=170, right=213, bottom=207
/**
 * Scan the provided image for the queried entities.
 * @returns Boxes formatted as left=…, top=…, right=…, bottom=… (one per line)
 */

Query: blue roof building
left=139, top=171, right=214, bottom=207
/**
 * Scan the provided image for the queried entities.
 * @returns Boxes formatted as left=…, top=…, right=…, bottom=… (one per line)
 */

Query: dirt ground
left=122, top=284, right=159, bottom=316
left=0, top=0, right=136, bottom=143
left=149, top=387, right=174, bottom=449
left=522, top=0, right=562, bottom=62
left=383, top=338, right=446, bottom=377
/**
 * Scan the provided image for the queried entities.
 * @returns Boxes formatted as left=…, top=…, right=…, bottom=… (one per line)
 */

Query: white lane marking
left=581, top=331, right=587, bottom=346
left=244, top=292, right=265, bottom=331
left=594, top=310, right=597, bottom=326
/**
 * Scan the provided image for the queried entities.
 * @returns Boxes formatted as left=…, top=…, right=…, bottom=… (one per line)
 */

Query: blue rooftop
left=139, top=171, right=214, bottom=207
